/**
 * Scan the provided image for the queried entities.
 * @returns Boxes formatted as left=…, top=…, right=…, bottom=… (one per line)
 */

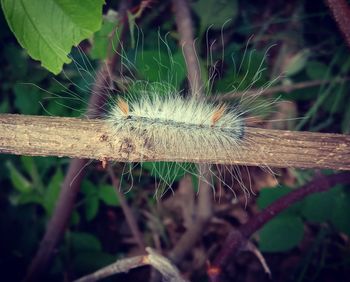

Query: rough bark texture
left=1, top=114, right=349, bottom=170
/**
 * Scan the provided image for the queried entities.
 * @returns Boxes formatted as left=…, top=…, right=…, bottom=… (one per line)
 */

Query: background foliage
left=0, top=0, right=350, bottom=281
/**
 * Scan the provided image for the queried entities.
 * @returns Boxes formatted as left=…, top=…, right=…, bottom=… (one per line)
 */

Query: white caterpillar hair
left=107, top=93, right=244, bottom=158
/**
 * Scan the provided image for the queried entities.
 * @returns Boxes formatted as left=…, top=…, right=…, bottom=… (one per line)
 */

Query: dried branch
left=73, top=247, right=188, bottom=282
left=208, top=172, right=350, bottom=282
left=169, top=0, right=213, bottom=267
left=1, top=114, right=349, bottom=170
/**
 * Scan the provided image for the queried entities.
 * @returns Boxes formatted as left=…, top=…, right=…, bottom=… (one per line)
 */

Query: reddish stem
left=209, top=172, right=350, bottom=281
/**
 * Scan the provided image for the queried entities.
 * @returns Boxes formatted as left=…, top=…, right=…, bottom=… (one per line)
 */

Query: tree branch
left=1, top=114, right=349, bottom=170
left=73, top=247, right=188, bottom=282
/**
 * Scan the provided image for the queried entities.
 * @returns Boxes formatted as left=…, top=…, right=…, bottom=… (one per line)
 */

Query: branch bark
left=1, top=114, right=349, bottom=170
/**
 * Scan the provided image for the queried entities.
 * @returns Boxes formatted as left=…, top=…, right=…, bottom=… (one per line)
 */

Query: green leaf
left=257, top=187, right=289, bottom=209
left=16, top=193, right=43, bottom=206
left=44, top=169, right=63, bottom=215
left=135, top=50, right=186, bottom=89
left=81, top=181, right=100, bottom=221
left=259, top=215, right=304, bottom=252
left=300, top=186, right=342, bottom=223
left=69, top=232, right=102, bottom=252
left=6, top=160, right=32, bottom=193
left=13, top=84, right=42, bottom=115
left=85, top=196, right=99, bottom=221
left=90, top=14, right=121, bottom=60
left=257, top=186, right=300, bottom=215
left=70, top=210, right=80, bottom=226
left=331, top=190, right=350, bottom=236
left=306, top=61, right=328, bottom=80
left=192, top=0, right=238, bottom=36
left=20, top=156, right=35, bottom=175
left=98, top=185, right=119, bottom=207
left=1, top=0, right=104, bottom=74
left=81, top=180, right=97, bottom=196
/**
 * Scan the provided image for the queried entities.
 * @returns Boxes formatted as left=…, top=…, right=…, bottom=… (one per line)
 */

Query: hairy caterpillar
left=37, top=25, right=285, bottom=198
left=108, top=94, right=244, bottom=157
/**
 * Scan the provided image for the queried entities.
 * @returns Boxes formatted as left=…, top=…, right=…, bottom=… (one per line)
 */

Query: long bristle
left=117, top=98, right=129, bottom=117
left=211, top=104, right=227, bottom=126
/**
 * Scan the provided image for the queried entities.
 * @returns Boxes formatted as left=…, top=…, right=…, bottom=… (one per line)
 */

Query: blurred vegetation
left=0, top=0, right=350, bottom=281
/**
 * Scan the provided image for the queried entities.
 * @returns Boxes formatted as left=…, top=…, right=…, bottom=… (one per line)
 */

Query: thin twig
left=208, top=172, right=350, bottom=282
left=73, top=247, right=189, bottom=282
left=107, top=166, right=146, bottom=251
left=217, top=77, right=350, bottom=101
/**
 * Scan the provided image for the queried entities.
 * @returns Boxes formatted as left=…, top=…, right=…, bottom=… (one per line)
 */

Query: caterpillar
left=36, top=26, right=283, bottom=198
left=107, top=94, right=244, bottom=158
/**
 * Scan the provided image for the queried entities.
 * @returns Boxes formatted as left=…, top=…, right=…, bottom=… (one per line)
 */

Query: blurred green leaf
left=6, top=161, right=32, bottom=193
left=71, top=210, right=80, bottom=226
left=81, top=180, right=97, bottom=196
left=90, top=14, right=121, bottom=60
left=13, top=84, right=42, bottom=114
left=135, top=50, right=186, bottom=89
left=306, top=61, right=328, bottom=80
left=300, top=185, right=342, bottom=223
left=257, top=186, right=300, bottom=215
left=20, top=156, right=35, bottom=175
left=99, top=185, right=119, bottom=207
left=192, top=0, right=238, bottom=36
left=16, top=193, right=43, bottom=206
left=1, top=0, right=104, bottom=74
left=331, top=190, right=350, bottom=236
left=81, top=181, right=99, bottom=220
left=44, top=169, right=63, bottom=215
left=259, top=215, right=304, bottom=252
left=85, top=197, right=99, bottom=221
